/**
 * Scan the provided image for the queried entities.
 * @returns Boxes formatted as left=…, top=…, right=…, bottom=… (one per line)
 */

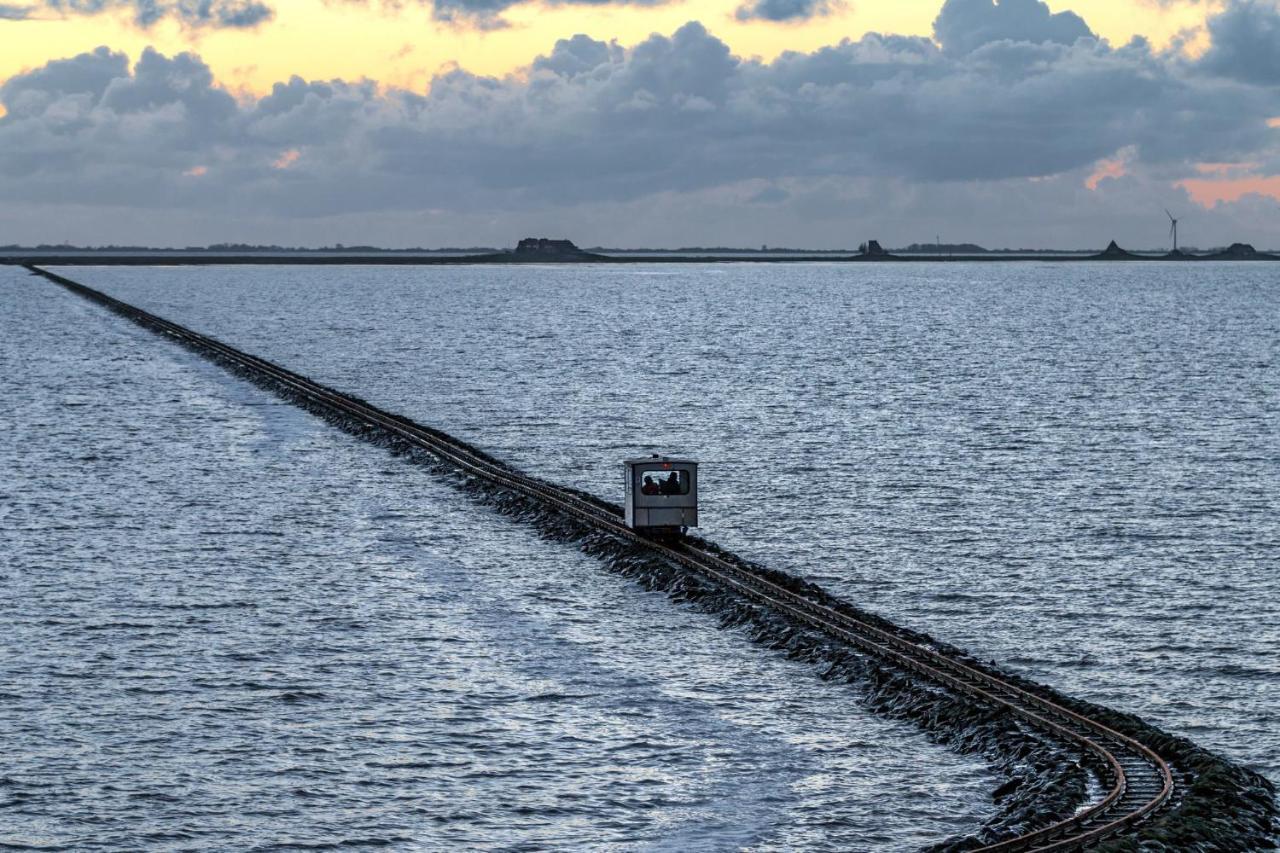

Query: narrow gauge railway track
left=31, top=265, right=1175, bottom=851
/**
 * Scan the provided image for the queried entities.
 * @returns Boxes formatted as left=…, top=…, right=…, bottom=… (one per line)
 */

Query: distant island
left=507, top=238, right=603, bottom=261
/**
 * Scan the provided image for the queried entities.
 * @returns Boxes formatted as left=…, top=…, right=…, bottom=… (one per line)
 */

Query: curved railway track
left=30, top=264, right=1175, bottom=850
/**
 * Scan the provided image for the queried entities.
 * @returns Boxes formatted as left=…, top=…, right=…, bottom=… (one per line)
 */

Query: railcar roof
left=624, top=456, right=698, bottom=466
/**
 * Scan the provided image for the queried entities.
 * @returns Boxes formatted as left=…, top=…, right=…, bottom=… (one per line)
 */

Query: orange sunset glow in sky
left=2, top=0, right=1278, bottom=247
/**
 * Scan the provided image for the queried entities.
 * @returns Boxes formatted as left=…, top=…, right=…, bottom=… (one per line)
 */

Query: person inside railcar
left=662, top=471, right=682, bottom=495
left=641, top=476, right=660, bottom=495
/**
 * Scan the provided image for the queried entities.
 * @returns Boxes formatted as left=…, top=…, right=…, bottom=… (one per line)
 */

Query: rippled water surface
left=6, top=261, right=1279, bottom=848
left=5, top=266, right=998, bottom=850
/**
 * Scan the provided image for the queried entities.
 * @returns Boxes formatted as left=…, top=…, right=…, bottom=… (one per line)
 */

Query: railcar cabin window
left=639, top=470, right=690, bottom=496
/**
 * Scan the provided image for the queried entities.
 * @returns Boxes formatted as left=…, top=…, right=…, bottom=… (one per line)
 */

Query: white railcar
left=623, top=455, right=698, bottom=539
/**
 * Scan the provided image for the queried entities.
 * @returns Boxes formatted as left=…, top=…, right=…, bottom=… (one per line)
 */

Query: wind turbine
left=1165, top=208, right=1179, bottom=253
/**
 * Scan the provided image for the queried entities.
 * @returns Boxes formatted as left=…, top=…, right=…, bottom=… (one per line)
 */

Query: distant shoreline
left=5, top=250, right=1278, bottom=265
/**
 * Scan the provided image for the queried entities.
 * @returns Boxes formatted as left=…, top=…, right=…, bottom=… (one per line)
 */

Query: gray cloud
left=734, top=0, right=841, bottom=23
left=429, top=0, right=513, bottom=27
left=0, top=3, right=34, bottom=17
left=425, top=0, right=670, bottom=29
left=933, top=0, right=1094, bottom=54
left=41, top=0, right=272, bottom=27
left=1197, top=0, right=1280, bottom=85
left=0, top=46, right=128, bottom=119
left=2, top=14, right=1279, bottom=245
left=531, top=34, right=624, bottom=77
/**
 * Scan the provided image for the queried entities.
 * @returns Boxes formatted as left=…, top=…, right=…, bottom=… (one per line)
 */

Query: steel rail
left=31, top=265, right=1175, bottom=851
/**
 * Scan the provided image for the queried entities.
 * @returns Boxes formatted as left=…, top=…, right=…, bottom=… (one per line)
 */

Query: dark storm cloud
left=40, top=0, right=272, bottom=27
left=933, top=0, right=1094, bottom=54
left=733, top=0, right=841, bottom=23
left=2, top=17, right=1278, bottom=222
left=1197, top=0, right=1280, bottom=85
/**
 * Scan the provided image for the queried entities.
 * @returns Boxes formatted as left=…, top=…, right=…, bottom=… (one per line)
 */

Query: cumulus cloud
left=41, top=0, right=272, bottom=28
left=530, top=34, right=624, bottom=77
left=933, top=0, right=1094, bottom=54
left=2, top=13, right=1279, bottom=245
left=1197, top=0, right=1280, bottom=85
left=4, top=45, right=128, bottom=105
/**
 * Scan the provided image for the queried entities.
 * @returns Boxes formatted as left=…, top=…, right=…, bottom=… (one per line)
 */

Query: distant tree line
left=900, top=243, right=989, bottom=254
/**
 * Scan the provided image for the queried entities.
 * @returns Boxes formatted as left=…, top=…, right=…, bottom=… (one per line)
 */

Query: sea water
left=4, top=261, right=1277, bottom=849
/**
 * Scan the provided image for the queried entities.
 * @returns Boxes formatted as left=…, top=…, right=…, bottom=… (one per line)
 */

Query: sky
left=1, top=0, right=1279, bottom=248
